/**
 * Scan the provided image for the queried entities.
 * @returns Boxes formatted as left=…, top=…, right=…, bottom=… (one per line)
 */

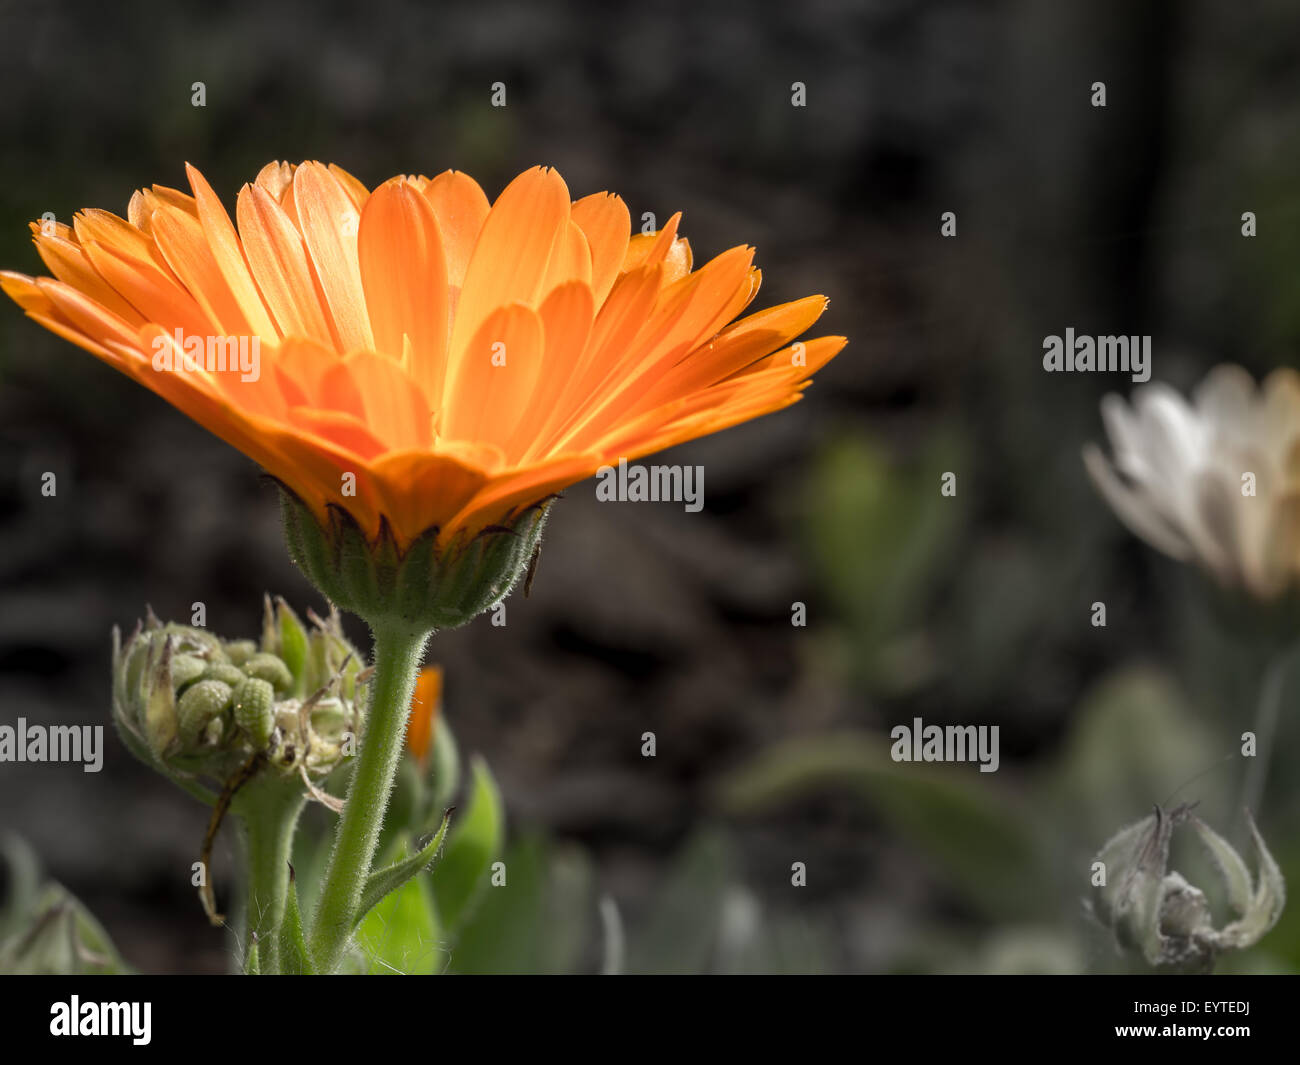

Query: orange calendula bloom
left=1, top=162, right=845, bottom=548
left=405, top=665, right=442, bottom=765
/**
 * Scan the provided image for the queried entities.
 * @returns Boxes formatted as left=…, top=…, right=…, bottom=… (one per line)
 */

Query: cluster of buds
left=1091, top=804, right=1285, bottom=971
left=111, top=597, right=365, bottom=790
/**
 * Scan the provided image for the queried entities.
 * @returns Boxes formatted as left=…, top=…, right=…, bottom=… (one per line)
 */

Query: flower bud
left=112, top=599, right=367, bottom=789
left=177, top=679, right=233, bottom=747
left=232, top=676, right=276, bottom=748
left=1090, top=804, right=1285, bottom=970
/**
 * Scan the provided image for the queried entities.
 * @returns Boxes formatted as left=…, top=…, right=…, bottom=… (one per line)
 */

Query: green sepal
left=262, top=597, right=310, bottom=696
left=354, top=809, right=453, bottom=928
left=280, top=488, right=550, bottom=632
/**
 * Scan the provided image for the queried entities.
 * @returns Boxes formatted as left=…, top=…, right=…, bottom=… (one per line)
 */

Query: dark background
left=2, top=0, right=1300, bottom=973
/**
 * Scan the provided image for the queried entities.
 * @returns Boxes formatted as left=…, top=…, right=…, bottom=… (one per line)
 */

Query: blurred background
left=2, top=0, right=1300, bottom=973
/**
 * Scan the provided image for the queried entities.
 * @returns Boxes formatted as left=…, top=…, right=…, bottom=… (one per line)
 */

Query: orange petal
left=186, top=164, right=280, bottom=339
left=528, top=263, right=662, bottom=456
left=0, top=271, right=56, bottom=317
left=358, top=178, right=449, bottom=404
left=369, top=450, right=492, bottom=544
left=327, top=163, right=370, bottom=211
left=292, top=162, right=374, bottom=353
left=149, top=203, right=256, bottom=336
left=557, top=247, right=756, bottom=450
left=336, top=350, right=431, bottom=450
left=442, top=303, right=545, bottom=449
left=255, top=161, right=298, bottom=203
left=72, top=209, right=161, bottom=268
left=448, top=166, right=570, bottom=363
left=32, top=232, right=143, bottom=324
left=540, top=219, right=593, bottom=296
left=422, top=170, right=490, bottom=293
left=639, top=295, right=830, bottom=407
left=80, top=238, right=215, bottom=339
left=514, top=281, right=594, bottom=463
left=731, top=334, right=847, bottom=383
left=621, top=212, right=681, bottom=272
left=442, top=452, right=601, bottom=544
left=269, top=335, right=336, bottom=406
left=236, top=181, right=337, bottom=346
left=570, top=192, right=630, bottom=305
left=286, top=406, right=388, bottom=461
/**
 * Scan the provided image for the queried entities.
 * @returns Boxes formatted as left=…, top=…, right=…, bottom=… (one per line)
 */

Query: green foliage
left=0, top=835, right=130, bottom=975
left=718, top=733, right=1049, bottom=922
left=447, top=834, right=593, bottom=975
left=802, top=430, right=962, bottom=693
left=354, top=849, right=444, bottom=975
left=429, top=755, right=504, bottom=938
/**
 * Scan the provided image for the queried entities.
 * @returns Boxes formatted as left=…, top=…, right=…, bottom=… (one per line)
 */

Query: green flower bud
left=1091, top=804, right=1285, bottom=970
left=232, top=676, right=276, bottom=748
left=224, top=640, right=257, bottom=666
left=177, top=679, right=233, bottom=747
left=170, top=654, right=208, bottom=692
left=243, top=653, right=295, bottom=694
left=112, top=602, right=368, bottom=793
left=203, top=663, right=248, bottom=688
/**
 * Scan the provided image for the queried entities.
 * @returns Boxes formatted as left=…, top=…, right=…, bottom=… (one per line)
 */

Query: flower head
left=1083, top=365, right=1300, bottom=599
left=2, top=162, right=845, bottom=554
left=112, top=597, right=364, bottom=784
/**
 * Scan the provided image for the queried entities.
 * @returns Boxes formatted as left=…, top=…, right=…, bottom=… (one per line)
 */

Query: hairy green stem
left=237, top=779, right=306, bottom=975
left=308, top=622, right=429, bottom=972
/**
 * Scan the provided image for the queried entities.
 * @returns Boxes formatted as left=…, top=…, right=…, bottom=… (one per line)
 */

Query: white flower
left=1083, top=364, right=1300, bottom=599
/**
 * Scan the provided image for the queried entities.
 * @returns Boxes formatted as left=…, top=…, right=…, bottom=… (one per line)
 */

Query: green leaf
left=1048, top=668, right=1224, bottom=849
left=802, top=432, right=961, bottom=690
left=0, top=883, right=131, bottom=975
left=430, top=756, right=504, bottom=937
left=354, top=857, right=444, bottom=975
left=356, top=810, right=453, bottom=926
left=0, top=835, right=41, bottom=942
left=632, top=830, right=734, bottom=974
left=431, top=714, right=462, bottom=816
left=278, top=869, right=315, bottom=974
left=449, top=834, right=593, bottom=974
left=717, top=731, right=1047, bottom=921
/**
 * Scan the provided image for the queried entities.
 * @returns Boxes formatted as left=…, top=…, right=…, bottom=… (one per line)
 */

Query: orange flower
left=405, top=665, right=442, bottom=765
left=1, top=162, right=845, bottom=548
